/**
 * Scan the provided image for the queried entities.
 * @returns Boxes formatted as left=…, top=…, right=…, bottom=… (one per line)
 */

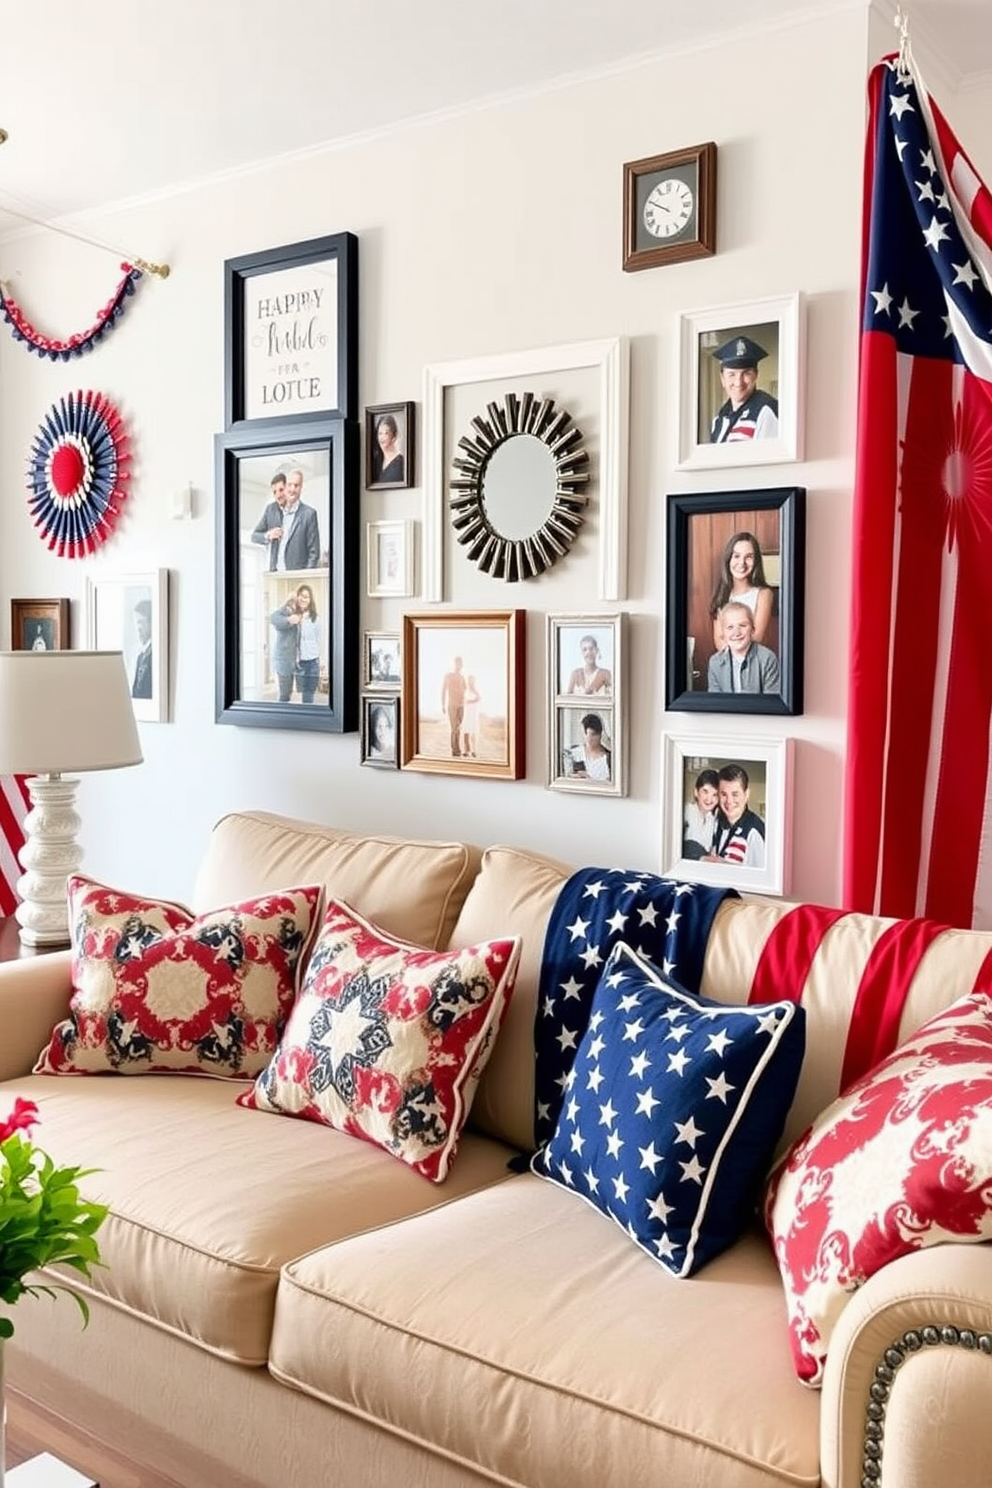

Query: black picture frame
left=365, top=401, right=415, bottom=490
left=223, top=232, right=358, bottom=431
left=665, top=486, right=805, bottom=716
left=215, top=417, right=359, bottom=732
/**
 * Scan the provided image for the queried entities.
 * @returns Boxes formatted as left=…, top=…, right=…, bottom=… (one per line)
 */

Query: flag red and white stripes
left=0, top=775, right=29, bottom=917
left=844, top=56, right=992, bottom=929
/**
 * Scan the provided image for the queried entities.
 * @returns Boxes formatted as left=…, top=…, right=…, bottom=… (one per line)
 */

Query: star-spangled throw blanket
left=534, top=867, right=738, bottom=1147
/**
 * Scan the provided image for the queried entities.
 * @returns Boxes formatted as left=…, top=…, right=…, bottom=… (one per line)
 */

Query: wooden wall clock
left=622, top=142, right=717, bottom=271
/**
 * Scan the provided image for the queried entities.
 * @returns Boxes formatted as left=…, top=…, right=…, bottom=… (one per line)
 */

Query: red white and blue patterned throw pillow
left=766, top=989, right=992, bottom=1387
left=532, top=941, right=806, bottom=1277
left=34, top=875, right=322, bottom=1079
left=238, top=899, right=521, bottom=1182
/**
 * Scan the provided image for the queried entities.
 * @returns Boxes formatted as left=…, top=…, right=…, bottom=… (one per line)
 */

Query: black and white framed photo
left=367, top=519, right=415, bottom=598
left=10, top=598, right=70, bottom=653
left=364, top=631, right=401, bottom=691
left=223, top=232, right=358, bottom=430
left=676, top=293, right=804, bottom=470
left=665, top=487, right=805, bottom=716
left=86, top=570, right=169, bottom=723
left=547, top=612, right=626, bottom=796
left=365, top=401, right=414, bottom=489
left=361, top=693, right=399, bottom=768
left=661, top=733, right=793, bottom=897
left=214, top=417, right=359, bottom=733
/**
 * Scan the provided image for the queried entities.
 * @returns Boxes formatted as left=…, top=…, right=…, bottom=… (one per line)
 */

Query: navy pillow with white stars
left=531, top=941, right=805, bottom=1278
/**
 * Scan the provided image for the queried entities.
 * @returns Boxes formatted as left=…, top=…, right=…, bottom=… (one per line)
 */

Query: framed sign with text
left=223, top=233, right=358, bottom=430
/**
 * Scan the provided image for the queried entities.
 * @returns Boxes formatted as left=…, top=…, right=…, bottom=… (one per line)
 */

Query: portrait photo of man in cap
left=707, top=329, right=780, bottom=444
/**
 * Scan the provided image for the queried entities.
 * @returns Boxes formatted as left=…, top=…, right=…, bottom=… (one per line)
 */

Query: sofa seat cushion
left=0, top=1074, right=518, bottom=1366
left=270, top=1174, right=820, bottom=1488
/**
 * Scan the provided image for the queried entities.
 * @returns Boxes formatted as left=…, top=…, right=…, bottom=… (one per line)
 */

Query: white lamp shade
left=0, top=650, right=144, bottom=775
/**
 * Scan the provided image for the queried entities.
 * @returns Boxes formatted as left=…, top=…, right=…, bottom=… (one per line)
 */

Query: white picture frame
left=422, top=337, right=630, bottom=603
left=86, top=569, right=169, bottom=723
left=675, top=293, right=804, bottom=471
left=547, top=612, right=626, bottom=797
left=661, top=732, right=793, bottom=897
left=366, top=519, right=414, bottom=598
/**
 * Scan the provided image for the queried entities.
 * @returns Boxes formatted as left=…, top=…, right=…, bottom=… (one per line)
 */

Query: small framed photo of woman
left=10, top=598, right=70, bottom=653
left=665, top=486, right=805, bottom=717
left=661, top=733, right=793, bottom=897
left=675, top=293, right=804, bottom=470
left=361, top=693, right=400, bottom=768
left=365, top=401, right=415, bottom=490
left=547, top=612, right=626, bottom=796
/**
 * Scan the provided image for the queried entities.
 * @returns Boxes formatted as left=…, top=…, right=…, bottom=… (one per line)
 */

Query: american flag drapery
left=0, top=775, right=30, bottom=917
left=844, top=55, right=992, bottom=929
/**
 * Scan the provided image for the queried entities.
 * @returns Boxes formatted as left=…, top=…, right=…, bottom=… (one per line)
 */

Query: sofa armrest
left=0, top=951, right=73, bottom=1080
left=821, top=1243, right=992, bottom=1488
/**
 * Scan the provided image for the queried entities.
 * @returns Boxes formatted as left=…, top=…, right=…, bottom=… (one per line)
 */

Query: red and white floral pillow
left=765, top=989, right=992, bottom=1386
left=34, top=875, right=322, bottom=1079
left=238, top=899, right=521, bottom=1182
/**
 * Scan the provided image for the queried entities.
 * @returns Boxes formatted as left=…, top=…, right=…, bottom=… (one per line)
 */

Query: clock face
left=643, top=176, right=695, bottom=239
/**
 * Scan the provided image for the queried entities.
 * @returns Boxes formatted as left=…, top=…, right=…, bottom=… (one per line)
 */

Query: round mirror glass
left=481, top=434, right=556, bottom=541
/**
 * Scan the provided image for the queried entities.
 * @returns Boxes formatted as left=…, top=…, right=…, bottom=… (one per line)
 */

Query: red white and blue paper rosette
left=26, top=390, right=131, bottom=557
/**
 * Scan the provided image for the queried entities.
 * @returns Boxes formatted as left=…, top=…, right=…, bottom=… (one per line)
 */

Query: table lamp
left=0, top=651, right=143, bottom=947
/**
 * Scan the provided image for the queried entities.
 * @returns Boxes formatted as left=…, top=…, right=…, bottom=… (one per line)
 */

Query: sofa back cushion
left=193, top=812, right=481, bottom=952
left=447, top=844, right=571, bottom=1152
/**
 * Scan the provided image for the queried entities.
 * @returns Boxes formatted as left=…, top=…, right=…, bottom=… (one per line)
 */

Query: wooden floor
left=5, top=1387, right=185, bottom=1488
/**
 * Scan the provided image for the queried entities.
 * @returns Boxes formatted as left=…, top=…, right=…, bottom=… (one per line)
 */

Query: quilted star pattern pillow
left=766, top=989, right=992, bottom=1387
left=532, top=941, right=806, bottom=1277
left=238, top=899, right=521, bottom=1182
left=34, top=875, right=322, bottom=1079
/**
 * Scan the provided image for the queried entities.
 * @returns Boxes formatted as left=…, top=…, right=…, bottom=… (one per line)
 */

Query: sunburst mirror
left=449, top=391, right=590, bottom=580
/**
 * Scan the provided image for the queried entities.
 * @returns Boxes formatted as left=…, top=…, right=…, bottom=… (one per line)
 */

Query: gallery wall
left=0, top=7, right=983, bottom=906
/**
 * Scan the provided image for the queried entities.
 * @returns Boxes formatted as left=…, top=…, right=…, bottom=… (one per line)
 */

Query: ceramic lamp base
left=13, top=774, right=82, bottom=948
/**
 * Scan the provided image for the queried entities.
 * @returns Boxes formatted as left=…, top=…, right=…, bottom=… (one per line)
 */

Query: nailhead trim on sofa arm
left=861, top=1324, right=992, bottom=1485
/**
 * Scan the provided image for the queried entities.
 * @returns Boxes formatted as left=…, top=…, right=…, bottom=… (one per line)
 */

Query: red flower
left=0, top=1099, right=38, bottom=1143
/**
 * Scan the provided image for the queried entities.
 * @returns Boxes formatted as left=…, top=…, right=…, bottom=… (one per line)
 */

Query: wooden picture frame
left=86, top=570, right=169, bottom=723
left=214, top=417, right=359, bottom=733
left=665, top=486, right=805, bottom=716
left=365, top=401, right=415, bottom=489
left=223, top=232, right=358, bottom=430
left=661, top=733, right=793, bottom=898
left=676, top=293, right=804, bottom=470
left=367, top=519, right=415, bottom=598
left=547, top=612, right=626, bottom=796
left=361, top=693, right=400, bottom=769
left=422, top=337, right=629, bottom=603
left=10, top=598, right=70, bottom=653
left=622, top=143, right=717, bottom=272
left=400, top=610, right=525, bottom=779
left=364, top=631, right=401, bottom=691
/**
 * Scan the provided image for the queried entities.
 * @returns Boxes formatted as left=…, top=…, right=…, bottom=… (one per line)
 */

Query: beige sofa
left=1, top=809, right=990, bottom=1488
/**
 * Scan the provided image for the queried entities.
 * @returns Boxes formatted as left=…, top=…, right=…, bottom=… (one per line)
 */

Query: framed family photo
left=661, top=733, right=793, bottom=897
left=364, top=631, right=401, bottom=690
left=214, top=417, right=359, bottom=733
left=361, top=693, right=400, bottom=769
left=400, top=610, right=525, bottom=780
left=665, top=486, right=805, bottom=716
left=86, top=570, right=169, bottom=724
left=547, top=612, right=626, bottom=796
left=676, top=292, right=804, bottom=470
left=367, top=519, right=415, bottom=598
left=365, top=401, right=414, bottom=489
left=10, top=598, right=70, bottom=653
left=223, top=232, right=358, bottom=430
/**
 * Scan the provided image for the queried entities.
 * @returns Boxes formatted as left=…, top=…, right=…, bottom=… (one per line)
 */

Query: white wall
left=0, top=7, right=899, bottom=905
